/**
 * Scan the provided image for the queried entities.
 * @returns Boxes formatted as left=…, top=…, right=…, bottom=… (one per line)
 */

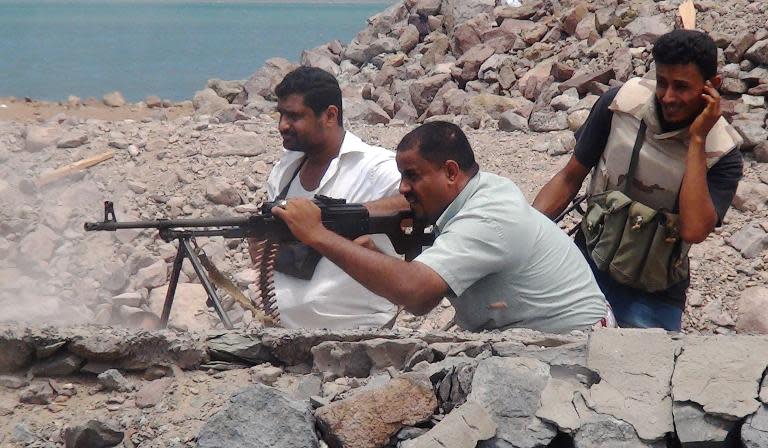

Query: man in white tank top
left=248, top=67, right=404, bottom=329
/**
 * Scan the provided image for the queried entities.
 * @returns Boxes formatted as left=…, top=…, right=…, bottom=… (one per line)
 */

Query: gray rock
left=402, top=400, right=496, bottom=448
left=207, top=332, right=273, bottom=364
left=743, top=405, right=768, bottom=448
left=529, top=110, right=569, bottom=132
left=674, top=401, right=736, bottom=445
left=568, top=109, right=591, bottom=131
left=732, top=181, right=768, bottom=212
left=103, top=91, right=126, bottom=107
left=30, top=352, right=83, bottom=376
left=207, top=78, right=244, bottom=102
left=300, top=48, right=341, bottom=77
left=19, top=382, right=54, bottom=404
left=251, top=364, right=283, bottom=386
left=672, top=335, right=768, bottom=420
left=344, top=97, right=391, bottom=124
left=498, top=110, right=529, bottom=132
left=726, top=32, right=758, bottom=63
left=746, top=39, right=768, bottom=66
left=56, top=130, right=89, bottom=148
left=243, top=57, right=297, bottom=101
left=399, top=24, right=420, bottom=54
left=0, top=331, right=34, bottom=373
left=726, top=223, right=768, bottom=259
left=213, top=105, right=251, bottom=124
left=731, top=120, right=768, bottom=150
left=18, top=224, right=59, bottom=265
left=441, top=0, right=495, bottom=35
left=205, top=177, right=243, bottom=206
left=551, top=94, right=580, bottom=111
left=98, top=369, right=132, bottom=392
left=193, top=88, right=229, bottom=115
left=736, top=287, right=768, bottom=334
left=312, top=338, right=427, bottom=378
left=134, top=260, right=167, bottom=290
left=198, top=384, right=319, bottom=448
left=64, top=420, right=124, bottom=448
left=586, top=329, right=677, bottom=442
left=11, top=423, right=39, bottom=444
left=136, top=378, right=172, bottom=409
left=468, top=357, right=556, bottom=447
left=574, top=415, right=662, bottom=448
left=24, top=125, right=59, bottom=152
left=409, top=73, right=452, bottom=115
left=145, top=95, right=162, bottom=108
left=0, top=375, right=28, bottom=389
left=622, top=15, right=672, bottom=47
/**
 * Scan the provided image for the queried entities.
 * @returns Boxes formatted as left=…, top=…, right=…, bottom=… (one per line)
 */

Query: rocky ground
left=2, top=0, right=768, bottom=446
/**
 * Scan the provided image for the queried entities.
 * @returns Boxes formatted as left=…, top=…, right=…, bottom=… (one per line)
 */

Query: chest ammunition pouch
left=581, top=121, right=690, bottom=292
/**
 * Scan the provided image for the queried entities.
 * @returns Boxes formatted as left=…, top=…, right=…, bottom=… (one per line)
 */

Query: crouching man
left=273, top=122, right=612, bottom=333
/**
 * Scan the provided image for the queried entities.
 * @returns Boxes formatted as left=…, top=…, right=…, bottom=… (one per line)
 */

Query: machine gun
left=84, top=197, right=434, bottom=329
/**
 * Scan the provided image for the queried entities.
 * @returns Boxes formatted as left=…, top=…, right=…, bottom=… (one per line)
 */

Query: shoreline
left=0, top=96, right=194, bottom=122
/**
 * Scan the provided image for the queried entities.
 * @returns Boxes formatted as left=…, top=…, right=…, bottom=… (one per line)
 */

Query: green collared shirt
left=416, top=172, right=607, bottom=333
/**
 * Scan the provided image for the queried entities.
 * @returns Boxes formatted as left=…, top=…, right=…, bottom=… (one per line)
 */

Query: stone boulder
left=409, top=73, right=452, bottom=115
left=672, top=335, right=768, bottom=445
left=586, top=329, right=677, bottom=442
left=205, top=177, right=243, bottom=206
left=746, top=39, right=768, bottom=66
left=401, top=400, right=496, bottom=447
left=344, top=98, right=391, bottom=125
left=243, top=58, right=298, bottom=101
left=198, top=384, right=319, bottom=448
left=441, top=0, right=495, bottom=35
left=24, top=125, right=60, bottom=153
left=102, top=91, right=126, bottom=107
left=622, top=15, right=672, bottom=47
left=193, top=88, right=229, bottom=115
left=312, top=338, right=427, bottom=378
left=468, top=357, right=557, bottom=447
left=207, top=79, right=244, bottom=103
left=315, top=372, right=436, bottom=448
left=736, top=287, right=768, bottom=334
left=56, top=130, right=89, bottom=148
left=732, top=181, right=768, bottom=212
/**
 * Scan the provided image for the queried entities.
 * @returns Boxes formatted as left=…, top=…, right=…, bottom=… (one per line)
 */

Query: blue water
left=0, top=1, right=389, bottom=101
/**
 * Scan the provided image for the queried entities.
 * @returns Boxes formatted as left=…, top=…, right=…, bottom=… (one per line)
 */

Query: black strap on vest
left=621, top=120, right=647, bottom=194
left=276, top=157, right=307, bottom=200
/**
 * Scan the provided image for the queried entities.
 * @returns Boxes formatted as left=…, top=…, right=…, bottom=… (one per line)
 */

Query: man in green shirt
left=273, top=122, right=610, bottom=333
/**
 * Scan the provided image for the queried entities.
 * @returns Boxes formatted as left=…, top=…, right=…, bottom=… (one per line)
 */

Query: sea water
left=0, top=1, right=389, bottom=101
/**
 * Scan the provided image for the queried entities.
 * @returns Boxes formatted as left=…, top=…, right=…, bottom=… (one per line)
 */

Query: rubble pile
left=2, top=325, right=768, bottom=447
left=200, top=0, right=768, bottom=145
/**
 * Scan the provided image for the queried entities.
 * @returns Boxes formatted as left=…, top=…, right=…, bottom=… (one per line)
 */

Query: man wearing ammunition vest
left=533, top=29, right=743, bottom=331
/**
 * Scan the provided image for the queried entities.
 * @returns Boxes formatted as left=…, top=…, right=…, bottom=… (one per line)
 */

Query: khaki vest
left=587, top=77, right=742, bottom=210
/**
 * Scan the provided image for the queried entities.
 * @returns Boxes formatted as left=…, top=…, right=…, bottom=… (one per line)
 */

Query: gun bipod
left=161, top=236, right=234, bottom=330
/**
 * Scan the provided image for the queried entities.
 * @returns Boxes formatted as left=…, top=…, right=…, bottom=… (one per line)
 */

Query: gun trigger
left=104, top=201, right=117, bottom=223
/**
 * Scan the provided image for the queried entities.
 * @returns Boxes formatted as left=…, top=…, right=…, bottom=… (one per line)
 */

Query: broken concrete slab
left=586, top=328, right=678, bottom=442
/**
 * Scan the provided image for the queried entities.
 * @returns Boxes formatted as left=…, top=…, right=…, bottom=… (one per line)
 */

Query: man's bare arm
left=677, top=81, right=721, bottom=243
left=532, top=156, right=591, bottom=219
left=273, top=199, right=447, bottom=315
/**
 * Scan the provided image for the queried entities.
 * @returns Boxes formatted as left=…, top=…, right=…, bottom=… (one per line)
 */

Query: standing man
left=273, top=122, right=611, bottom=334
left=533, top=30, right=743, bottom=330
left=249, top=66, right=401, bottom=329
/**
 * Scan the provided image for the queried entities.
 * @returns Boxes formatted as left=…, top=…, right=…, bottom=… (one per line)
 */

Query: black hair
left=396, top=121, right=479, bottom=173
left=652, top=29, right=718, bottom=80
left=275, top=66, right=343, bottom=125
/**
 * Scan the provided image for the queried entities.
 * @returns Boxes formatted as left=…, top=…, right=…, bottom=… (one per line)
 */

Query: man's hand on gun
left=271, top=198, right=327, bottom=247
